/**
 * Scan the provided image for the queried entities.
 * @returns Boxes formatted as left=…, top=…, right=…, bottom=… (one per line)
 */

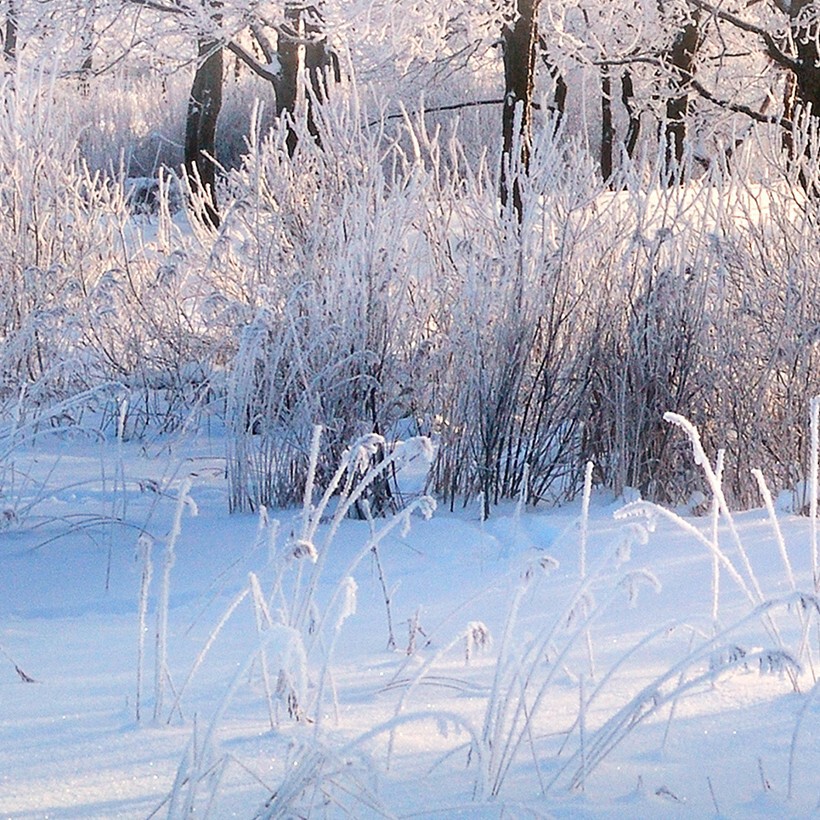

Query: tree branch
left=368, top=98, right=505, bottom=128
left=226, top=40, right=280, bottom=90
left=592, top=54, right=792, bottom=132
left=688, top=0, right=800, bottom=73
left=688, top=75, right=792, bottom=130
left=126, top=0, right=187, bottom=14
left=250, top=23, right=276, bottom=66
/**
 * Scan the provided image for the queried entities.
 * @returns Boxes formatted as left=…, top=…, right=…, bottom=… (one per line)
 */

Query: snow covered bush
left=215, top=98, right=603, bottom=513
left=0, top=75, right=129, bottom=411
left=0, top=75, right=233, bottom=439
left=210, top=96, right=820, bottom=514
left=220, top=98, right=442, bottom=511
left=2, top=28, right=819, bottom=511
left=582, top=155, right=820, bottom=506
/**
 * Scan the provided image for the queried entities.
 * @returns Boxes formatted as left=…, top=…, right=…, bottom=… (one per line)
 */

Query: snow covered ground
left=1, top=431, right=819, bottom=818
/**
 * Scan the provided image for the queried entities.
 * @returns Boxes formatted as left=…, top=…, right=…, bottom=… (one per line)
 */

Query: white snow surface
left=1, top=435, right=819, bottom=818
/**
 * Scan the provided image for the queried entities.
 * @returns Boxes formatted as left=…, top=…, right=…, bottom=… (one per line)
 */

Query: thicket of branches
left=1, top=0, right=820, bottom=513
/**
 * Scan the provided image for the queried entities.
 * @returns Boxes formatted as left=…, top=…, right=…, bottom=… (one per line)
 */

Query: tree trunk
left=278, top=2, right=300, bottom=156
left=501, top=0, right=540, bottom=223
left=621, top=71, right=641, bottom=160
left=552, top=66, right=567, bottom=130
left=601, top=66, right=614, bottom=182
left=185, top=38, right=223, bottom=227
left=789, top=0, right=820, bottom=112
left=537, top=36, right=566, bottom=133
left=79, top=5, right=95, bottom=95
left=783, top=70, right=797, bottom=159
left=278, top=2, right=334, bottom=156
left=4, top=0, right=17, bottom=67
left=785, top=1, right=820, bottom=194
left=664, top=16, right=699, bottom=183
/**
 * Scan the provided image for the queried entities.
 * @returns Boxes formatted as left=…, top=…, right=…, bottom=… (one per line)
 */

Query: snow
left=1, top=434, right=819, bottom=818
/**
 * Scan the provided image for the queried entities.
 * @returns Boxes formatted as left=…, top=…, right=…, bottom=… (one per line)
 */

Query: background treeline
left=1, top=0, right=819, bottom=514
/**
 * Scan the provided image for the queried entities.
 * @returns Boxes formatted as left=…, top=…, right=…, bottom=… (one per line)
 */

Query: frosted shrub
left=578, top=161, right=820, bottom=506
left=438, top=134, right=620, bottom=512
left=219, top=98, right=820, bottom=515
left=0, top=76, right=126, bottom=404
left=220, top=99, right=607, bottom=514
left=3, top=56, right=818, bottom=509
left=164, top=428, right=436, bottom=815
left=189, top=93, right=820, bottom=511
left=0, top=74, right=229, bottom=437
left=222, top=101, right=443, bottom=512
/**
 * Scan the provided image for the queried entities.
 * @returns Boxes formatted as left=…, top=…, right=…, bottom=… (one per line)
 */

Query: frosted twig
left=154, top=478, right=196, bottom=724
left=710, top=449, right=724, bottom=625
left=250, top=572, right=277, bottom=730
left=788, top=676, right=820, bottom=799
left=580, top=460, right=593, bottom=579
left=580, top=460, right=595, bottom=679
left=136, top=534, right=154, bottom=723
left=752, top=468, right=795, bottom=591
left=810, top=396, right=820, bottom=589
left=664, top=413, right=765, bottom=603
left=168, top=586, right=250, bottom=724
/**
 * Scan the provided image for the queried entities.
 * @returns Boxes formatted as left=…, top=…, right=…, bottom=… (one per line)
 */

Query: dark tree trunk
left=501, top=0, right=540, bottom=223
left=185, top=39, right=224, bottom=227
left=553, top=67, right=567, bottom=129
left=537, top=37, right=566, bottom=132
left=278, top=3, right=300, bottom=156
left=784, top=1, right=820, bottom=194
left=601, top=67, right=614, bottom=182
left=783, top=70, right=797, bottom=159
left=278, top=2, right=334, bottom=156
left=790, top=0, right=820, bottom=112
left=664, top=16, right=699, bottom=182
left=621, top=71, right=641, bottom=159
left=4, top=0, right=17, bottom=66
left=79, top=7, right=94, bottom=95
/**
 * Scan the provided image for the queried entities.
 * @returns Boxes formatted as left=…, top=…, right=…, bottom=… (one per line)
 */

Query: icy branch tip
left=290, top=538, right=318, bottom=563
left=663, top=412, right=707, bottom=466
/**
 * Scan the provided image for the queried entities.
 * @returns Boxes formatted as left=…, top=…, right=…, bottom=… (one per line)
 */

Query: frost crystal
left=290, top=538, right=318, bottom=563
left=335, top=577, right=358, bottom=631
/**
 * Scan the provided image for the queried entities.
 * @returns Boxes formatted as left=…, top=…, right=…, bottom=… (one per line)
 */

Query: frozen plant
left=161, top=428, right=436, bottom=815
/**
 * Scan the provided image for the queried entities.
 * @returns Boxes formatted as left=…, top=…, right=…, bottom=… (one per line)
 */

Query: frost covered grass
left=3, top=417, right=820, bottom=816
left=2, top=67, right=819, bottom=514
left=21, top=413, right=795, bottom=816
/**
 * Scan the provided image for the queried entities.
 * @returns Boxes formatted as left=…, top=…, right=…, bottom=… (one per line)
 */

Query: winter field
left=4, top=5, right=820, bottom=815
left=2, top=421, right=820, bottom=818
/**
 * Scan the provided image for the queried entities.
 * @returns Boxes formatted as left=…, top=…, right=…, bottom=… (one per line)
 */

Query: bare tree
left=686, top=0, right=820, bottom=187
left=776, top=0, right=820, bottom=188
left=227, top=2, right=335, bottom=156
left=501, top=0, right=541, bottom=222
left=663, top=9, right=700, bottom=182
left=785, top=0, right=820, bottom=112
left=185, top=29, right=223, bottom=227
left=4, top=0, right=17, bottom=66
